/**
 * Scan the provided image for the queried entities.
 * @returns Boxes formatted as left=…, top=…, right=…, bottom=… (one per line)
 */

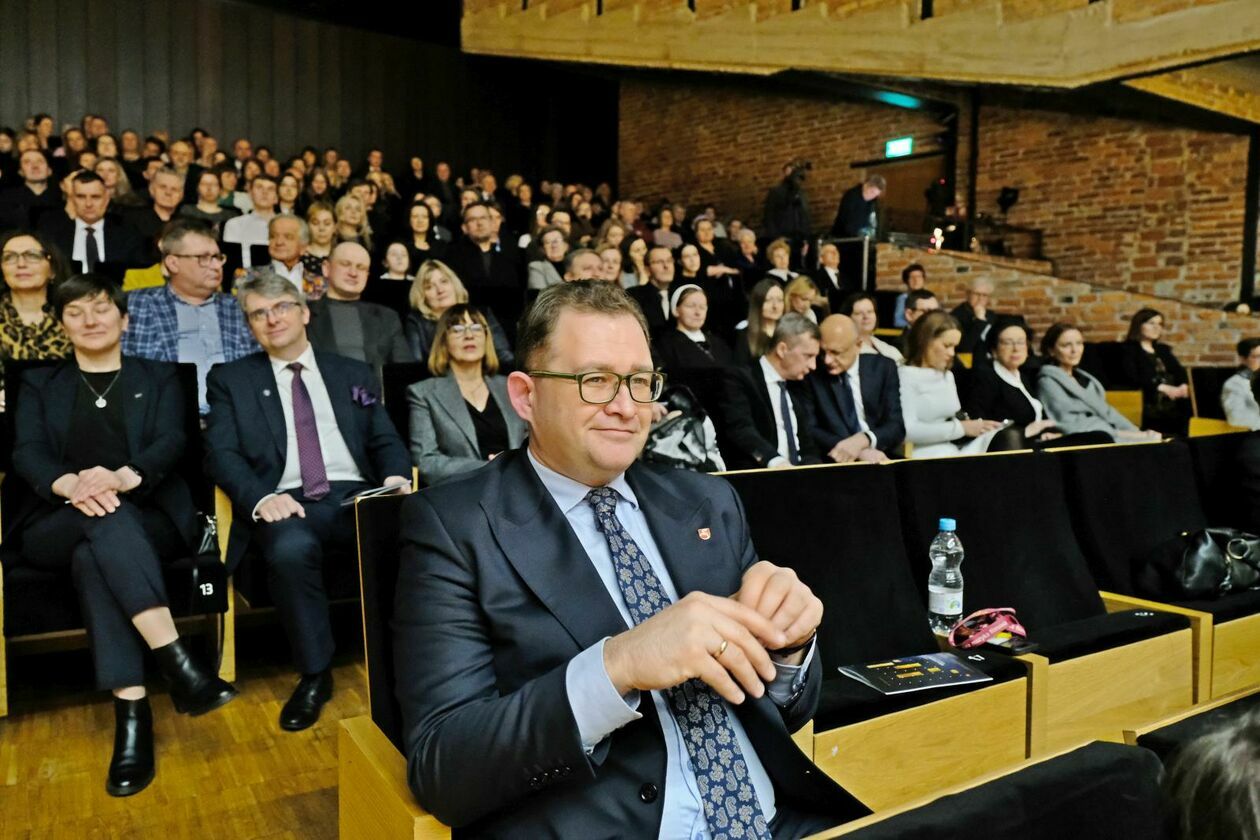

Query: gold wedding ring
left=714, top=639, right=728, bottom=658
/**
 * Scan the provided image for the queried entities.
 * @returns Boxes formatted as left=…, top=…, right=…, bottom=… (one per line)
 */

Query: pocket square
left=351, top=385, right=379, bottom=407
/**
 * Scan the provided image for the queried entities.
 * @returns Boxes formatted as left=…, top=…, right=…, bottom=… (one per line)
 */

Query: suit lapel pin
left=697, top=528, right=712, bottom=541
left=263, top=388, right=272, bottom=397
left=133, top=392, right=143, bottom=398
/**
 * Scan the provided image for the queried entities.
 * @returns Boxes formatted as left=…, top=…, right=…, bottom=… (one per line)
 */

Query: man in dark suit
left=205, top=269, right=412, bottom=732
left=627, top=245, right=676, bottom=337
left=719, top=313, right=824, bottom=471
left=38, top=171, right=143, bottom=280
left=394, top=281, right=865, bottom=837
left=807, top=314, right=904, bottom=463
left=306, top=242, right=411, bottom=386
left=0, top=149, right=60, bottom=230
left=951, top=276, right=996, bottom=357
left=812, top=242, right=850, bottom=313
left=119, top=166, right=184, bottom=265
left=443, top=200, right=524, bottom=336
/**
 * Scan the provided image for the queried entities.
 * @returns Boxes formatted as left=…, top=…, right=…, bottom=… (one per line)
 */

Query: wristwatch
left=771, top=632, right=817, bottom=658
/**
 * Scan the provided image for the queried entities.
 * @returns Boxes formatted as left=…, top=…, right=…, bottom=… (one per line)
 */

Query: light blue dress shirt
left=528, top=451, right=815, bottom=840
left=172, top=289, right=226, bottom=413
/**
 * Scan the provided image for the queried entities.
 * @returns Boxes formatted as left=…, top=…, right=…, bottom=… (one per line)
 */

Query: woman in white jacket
left=899, top=311, right=1007, bottom=458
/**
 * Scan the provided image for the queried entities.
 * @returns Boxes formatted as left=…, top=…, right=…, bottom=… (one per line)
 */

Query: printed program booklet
left=838, top=652, right=993, bottom=695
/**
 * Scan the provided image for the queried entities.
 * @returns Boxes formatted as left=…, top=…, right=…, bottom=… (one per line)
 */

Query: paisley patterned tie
left=585, top=487, right=771, bottom=839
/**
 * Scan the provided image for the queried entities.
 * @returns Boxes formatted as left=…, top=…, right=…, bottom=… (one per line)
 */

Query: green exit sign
left=885, top=136, right=914, bottom=158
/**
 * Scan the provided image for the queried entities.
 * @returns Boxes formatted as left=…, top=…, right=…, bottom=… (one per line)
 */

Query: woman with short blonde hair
left=403, top=259, right=513, bottom=367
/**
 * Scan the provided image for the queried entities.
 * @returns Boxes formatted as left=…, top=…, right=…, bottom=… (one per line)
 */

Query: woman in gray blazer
left=525, top=225, right=568, bottom=291
left=1036, top=322, right=1161, bottom=443
left=408, top=305, right=528, bottom=485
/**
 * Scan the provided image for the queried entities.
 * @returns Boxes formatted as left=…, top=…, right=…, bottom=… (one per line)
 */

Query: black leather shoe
left=152, top=638, right=238, bottom=716
left=279, top=669, right=333, bottom=732
left=107, top=696, right=154, bottom=797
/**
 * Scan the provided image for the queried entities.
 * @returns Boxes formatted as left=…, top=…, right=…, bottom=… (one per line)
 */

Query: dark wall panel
left=0, top=0, right=617, bottom=185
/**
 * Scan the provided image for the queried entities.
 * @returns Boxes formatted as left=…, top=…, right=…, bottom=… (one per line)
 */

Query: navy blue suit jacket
left=393, top=450, right=865, bottom=835
left=806, top=354, right=905, bottom=454
left=203, top=349, right=411, bottom=570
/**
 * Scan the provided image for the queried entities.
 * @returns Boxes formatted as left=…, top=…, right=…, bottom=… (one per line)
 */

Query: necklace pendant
left=95, top=396, right=107, bottom=409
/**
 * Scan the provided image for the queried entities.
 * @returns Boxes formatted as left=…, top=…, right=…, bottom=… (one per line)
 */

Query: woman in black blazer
left=1120, top=308, right=1191, bottom=437
left=654, top=284, right=733, bottom=373
left=966, top=320, right=1110, bottom=451
left=10, top=275, right=236, bottom=798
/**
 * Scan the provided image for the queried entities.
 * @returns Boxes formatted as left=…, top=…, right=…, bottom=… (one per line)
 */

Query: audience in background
left=899, top=311, right=1005, bottom=458
left=1121, top=307, right=1191, bottom=437
left=11, top=274, right=236, bottom=798
left=893, top=263, right=926, bottom=328
left=764, top=237, right=796, bottom=284
left=406, top=305, right=526, bottom=485
left=807, top=314, right=904, bottom=463
left=1222, top=337, right=1260, bottom=430
left=734, top=278, right=785, bottom=364
left=951, top=276, right=996, bottom=357
left=1038, top=322, right=1162, bottom=443
left=222, top=174, right=278, bottom=268
left=720, top=313, right=822, bottom=470
left=653, top=284, right=732, bottom=372
left=39, top=170, right=142, bottom=278
left=527, top=225, right=568, bottom=290
left=841, top=291, right=903, bottom=364
left=785, top=275, right=826, bottom=324
left=627, top=245, right=677, bottom=337
left=402, top=258, right=513, bottom=368
left=0, top=230, right=71, bottom=405
left=619, top=235, right=648, bottom=288
left=813, top=241, right=847, bottom=312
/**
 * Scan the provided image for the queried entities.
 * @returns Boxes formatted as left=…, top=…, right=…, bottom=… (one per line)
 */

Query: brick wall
left=618, top=77, right=1253, bottom=307
left=877, top=245, right=1253, bottom=366
left=618, top=76, right=946, bottom=234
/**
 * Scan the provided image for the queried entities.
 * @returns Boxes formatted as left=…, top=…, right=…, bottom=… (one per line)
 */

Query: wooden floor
left=0, top=617, right=366, bottom=839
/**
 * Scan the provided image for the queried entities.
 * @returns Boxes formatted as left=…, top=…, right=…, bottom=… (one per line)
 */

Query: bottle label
left=928, top=588, right=962, bottom=616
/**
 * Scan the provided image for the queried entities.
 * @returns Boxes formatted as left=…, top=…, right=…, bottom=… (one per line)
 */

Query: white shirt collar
left=680, top=328, right=706, bottom=342
left=527, top=447, right=639, bottom=516
left=75, top=217, right=103, bottom=232
left=759, top=354, right=785, bottom=385
left=993, top=361, right=1025, bottom=390
left=269, top=342, right=317, bottom=376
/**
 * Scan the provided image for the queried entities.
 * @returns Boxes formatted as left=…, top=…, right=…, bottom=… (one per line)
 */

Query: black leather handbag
left=1135, top=528, right=1260, bottom=600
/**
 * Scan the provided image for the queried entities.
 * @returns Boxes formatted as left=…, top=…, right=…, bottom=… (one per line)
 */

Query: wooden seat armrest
left=339, top=716, right=450, bottom=840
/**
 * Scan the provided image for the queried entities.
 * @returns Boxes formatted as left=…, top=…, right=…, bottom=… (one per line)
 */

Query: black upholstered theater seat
left=1187, top=430, right=1256, bottom=531
left=1133, top=688, right=1260, bottom=763
left=381, top=361, right=431, bottom=446
left=722, top=462, right=1029, bottom=809
left=834, top=742, right=1168, bottom=840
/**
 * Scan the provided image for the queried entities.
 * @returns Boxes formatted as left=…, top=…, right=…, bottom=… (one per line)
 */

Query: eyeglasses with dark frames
left=527, top=370, right=666, bottom=405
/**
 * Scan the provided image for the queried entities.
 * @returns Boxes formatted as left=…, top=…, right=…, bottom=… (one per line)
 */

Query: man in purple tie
left=204, top=269, right=412, bottom=731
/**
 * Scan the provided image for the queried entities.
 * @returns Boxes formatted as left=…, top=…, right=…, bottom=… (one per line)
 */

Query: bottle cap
left=938, top=517, right=957, bottom=531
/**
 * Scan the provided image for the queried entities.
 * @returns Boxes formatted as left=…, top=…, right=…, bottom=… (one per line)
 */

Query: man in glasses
left=394, top=281, right=864, bottom=837
left=205, top=269, right=411, bottom=733
left=121, top=218, right=259, bottom=413
left=306, top=241, right=410, bottom=388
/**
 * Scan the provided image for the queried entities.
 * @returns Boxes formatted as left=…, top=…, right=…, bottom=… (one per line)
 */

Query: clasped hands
left=603, top=561, right=821, bottom=706
left=53, top=465, right=143, bottom=516
left=828, top=433, right=887, bottom=464
left=254, top=475, right=414, bottom=523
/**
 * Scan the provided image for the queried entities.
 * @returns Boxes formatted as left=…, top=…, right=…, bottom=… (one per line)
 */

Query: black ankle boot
left=152, top=638, right=238, bottom=716
left=107, top=696, right=154, bottom=797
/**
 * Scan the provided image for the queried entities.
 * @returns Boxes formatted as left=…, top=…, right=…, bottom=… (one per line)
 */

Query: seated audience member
left=0, top=231, right=72, bottom=406
left=654, top=284, right=733, bottom=372
left=407, top=305, right=526, bottom=485
left=38, top=170, right=142, bottom=277
left=444, top=201, right=525, bottom=333
left=731, top=227, right=763, bottom=288
left=692, top=218, right=745, bottom=341
left=221, top=174, right=279, bottom=268
left=734, top=278, right=786, bottom=365
left=122, top=166, right=184, bottom=265
left=892, top=263, right=926, bottom=328
left=840, top=291, right=903, bottom=364
left=563, top=248, right=603, bottom=282
left=11, top=274, right=236, bottom=798
left=651, top=205, right=683, bottom=250
left=122, top=220, right=259, bottom=412
left=677, top=243, right=703, bottom=284
left=179, top=168, right=241, bottom=231
left=764, top=237, right=796, bottom=284
left=813, top=242, right=847, bottom=312
left=380, top=241, right=413, bottom=283
left=267, top=214, right=324, bottom=298
left=785, top=275, right=826, bottom=324
left=1037, top=322, right=1162, bottom=443
left=1121, top=307, right=1191, bottom=437
left=0, top=149, right=60, bottom=230
left=405, top=200, right=446, bottom=266
left=527, top=225, right=569, bottom=290
left=306, top=242, right=410, bottom=383
left=205, top=269, right=412, bottom=732
left=394, top=280, right=856, bottom=836
left=721, top=313, right=823, bottom=470
left=595, top=240, right=623, bottom=284
left=304, top=201, right=336, bottom=266
left=620, top=235, right=649, bottom=288
left=899, top=311, right=1005, bottom=458
left=627, top=245, right=677, bottom=337
left=807, top=314, right=904, bottom=463
left=335, top=190, right=374, bottom=255
left=899, top=289, right=941, bottom=354
left=965, top=320, right=1111, bottom=451
left=1222, top=338, right=1260, bottom=430
left=1161, top=707, right=1260, bottom=840
left=950, top=277, right=995, bottom=356
left=94, top=158, right=145, bottom=209
left=403, top=259, right=513, bottom=368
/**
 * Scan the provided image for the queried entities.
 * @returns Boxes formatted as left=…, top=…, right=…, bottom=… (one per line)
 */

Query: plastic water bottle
left=927, top=518, right=965, bottom=637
